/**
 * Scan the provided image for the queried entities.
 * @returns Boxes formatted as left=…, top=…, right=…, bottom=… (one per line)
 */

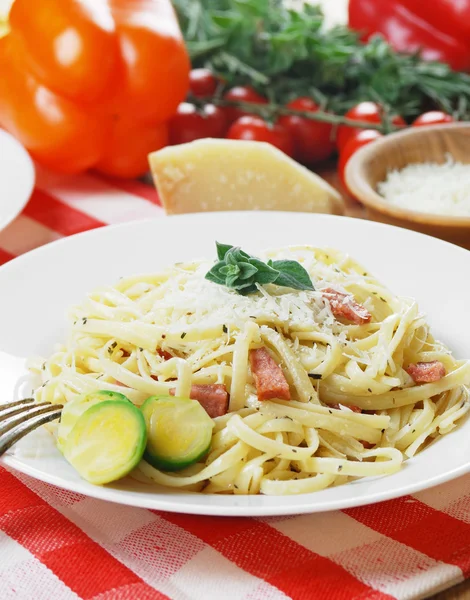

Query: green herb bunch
left=206, top=242, right=314, bottom=295
left=174, top=0, right=470, bottom=121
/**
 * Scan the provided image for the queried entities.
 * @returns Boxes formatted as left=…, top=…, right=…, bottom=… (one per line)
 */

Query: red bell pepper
left=349, top=0, right=470, bottom=71
left=0, top=0, right=190, bottom=177
left=402, top=0, right=470, bottom=42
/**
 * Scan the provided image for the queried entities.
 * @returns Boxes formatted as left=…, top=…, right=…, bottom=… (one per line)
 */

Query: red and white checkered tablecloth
left=1, top=167, right=470, bottom=600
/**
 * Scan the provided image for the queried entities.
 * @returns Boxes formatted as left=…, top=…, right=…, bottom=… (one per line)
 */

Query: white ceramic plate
left=0, top=130, right=35, bottom=231
left=1, top=212, right=469, bottom=516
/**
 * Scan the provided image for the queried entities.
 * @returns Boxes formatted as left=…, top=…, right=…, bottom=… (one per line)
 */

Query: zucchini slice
left=141, top=395, right=214, bottom=472
left=63, top=400, right=146, bottom=485
left=57, top=390, right=130, bottom=452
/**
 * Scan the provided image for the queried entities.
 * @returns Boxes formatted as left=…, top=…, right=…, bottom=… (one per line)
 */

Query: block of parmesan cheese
left=148, top=139, right=344, bottom=215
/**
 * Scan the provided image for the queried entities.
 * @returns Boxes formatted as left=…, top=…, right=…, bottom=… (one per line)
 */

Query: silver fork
left=0, top=399, right=63, bottom=456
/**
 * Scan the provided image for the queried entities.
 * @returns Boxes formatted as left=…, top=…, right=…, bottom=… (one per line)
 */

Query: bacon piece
left=322, top=288, right=371, bottom=325
left=405, top=361, right=446, bottom=384
left=170, top=384, right=229, bottom=418
left=329, top=403, right=362, bottom=413
left=157, top=349, right=173, bottom=361
left=361, top=440, right=375, bottom=449
left=249, top=347, right=291, bottom=401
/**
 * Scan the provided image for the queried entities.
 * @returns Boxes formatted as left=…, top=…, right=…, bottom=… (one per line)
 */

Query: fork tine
left=0, top=401, right=50, bottom=423
left=0, top=408, right=63, bottom=456
left=1, top=398, right=35, bottom=411
left=0, top=403, right=62, bottom=436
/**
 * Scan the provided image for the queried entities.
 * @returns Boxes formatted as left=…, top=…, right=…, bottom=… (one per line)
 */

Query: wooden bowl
left=345, top=123, right=470, bottom=249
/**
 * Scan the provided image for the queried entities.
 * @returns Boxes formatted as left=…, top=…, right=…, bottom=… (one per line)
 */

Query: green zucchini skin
left=141, top=395, right=214, bottom=472
left=63, top=400, right=147, bottom=485
left=57, top=390, right=131, bottom=452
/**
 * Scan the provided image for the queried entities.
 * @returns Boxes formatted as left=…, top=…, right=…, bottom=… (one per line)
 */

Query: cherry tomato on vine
left=338, top=129, right=383, bottom=195
left=169, top=102, right=227, bottom=145
left=227, top=115, right=295, bottom=157
left=189, top=69, right=220, bottom=98
left=336, top=102, right=405, bottom=152
left=277, top=97, right=335, bottom=164
left=223, top=86, right=268, bottom=124
left=412, top=111, right=454, bottom=126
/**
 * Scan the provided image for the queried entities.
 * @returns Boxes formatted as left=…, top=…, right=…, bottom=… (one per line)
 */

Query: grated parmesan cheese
left=378, top=155, right=470, bottom=217
left=136, top=260, right=331, bottom=334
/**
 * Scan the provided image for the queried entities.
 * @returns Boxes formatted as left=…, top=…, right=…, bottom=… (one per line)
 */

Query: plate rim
left=0, top=129, right=35, bottom=232
left=1, top=211, right=470, bottom=516
left=2, top=452, right=469, bottom=516
left=2, top=210, right=470, bottom=272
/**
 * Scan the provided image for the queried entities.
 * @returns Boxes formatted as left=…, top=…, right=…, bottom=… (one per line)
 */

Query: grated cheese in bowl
left=378, top=155, right=470, bottom=217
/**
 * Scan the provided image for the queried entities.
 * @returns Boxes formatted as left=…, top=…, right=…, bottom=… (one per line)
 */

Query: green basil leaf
left=235, top=279, right=257, bottom=290
left=248, top=258, right=277, bottom=274
left=257, top=271, right=282, bottom=285
left=206, top=243, right=314, bottom=295
left=224, top=247, right=248, bottom=266
left=205, top=262, right=227, bottom=285
left=220, top=264, right=240, bottom=277
left=216, top=242, right=233, bottom=261
left=270, top=260, right=314, bottom=290
left=224, top=247, right=239, bottom=266
left=238, top=262, right=258, bottom=280
left=231, top=247, right=251, bottom=262
left=238, top=283, right=258, bottom=295
left=226, top=273, right=242, bottom=288
left=248, top=258, right=280, bottom=284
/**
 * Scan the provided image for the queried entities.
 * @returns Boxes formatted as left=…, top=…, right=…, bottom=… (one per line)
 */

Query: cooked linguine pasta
left=29, top=246, right=470, bottom=495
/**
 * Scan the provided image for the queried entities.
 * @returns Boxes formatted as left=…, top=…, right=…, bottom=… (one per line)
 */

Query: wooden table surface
left=319, top=162, right=470, bottom=600
left=318, top=161, right=365, bottom=218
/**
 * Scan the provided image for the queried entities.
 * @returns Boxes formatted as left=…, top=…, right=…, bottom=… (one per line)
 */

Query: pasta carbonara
left=29, top=246, right=470, bottom=495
